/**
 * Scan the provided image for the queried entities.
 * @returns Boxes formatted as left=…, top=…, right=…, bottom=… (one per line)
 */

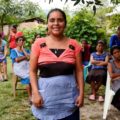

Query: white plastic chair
left=103, top=72, right=115, bottom=119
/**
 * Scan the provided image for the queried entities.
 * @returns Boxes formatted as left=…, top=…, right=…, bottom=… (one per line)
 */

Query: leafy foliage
left=22, top=25, right=46, bottom=49
left=0, top=0, right=45, bottom=31
left=109, top=14, right=120, bottom=29
left=65, top=9, right=107, bottom=49
left=111, top=0, right=120, bottom=4
left=48, top=0, right=103, bottom=15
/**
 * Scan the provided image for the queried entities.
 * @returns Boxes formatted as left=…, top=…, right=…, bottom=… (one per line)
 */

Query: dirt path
left=81, top=93, right=120, bottom=120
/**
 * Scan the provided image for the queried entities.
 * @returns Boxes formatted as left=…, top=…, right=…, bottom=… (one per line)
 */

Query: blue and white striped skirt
left=31, top=75, right=79, bottom=120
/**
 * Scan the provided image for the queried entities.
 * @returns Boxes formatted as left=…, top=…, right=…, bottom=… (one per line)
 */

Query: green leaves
left=65, top=9, right=107, bottom=50
left=95, top=0, right=103, bottom=5
left=74, top=0, right=81, bottom=6
left=0, top=0, right=45, bottom=31
left=47, top=0, right=104, bottom=15
left=111, top=0, right=120, bottom=4
left=23, top=25, right=46, bottom=49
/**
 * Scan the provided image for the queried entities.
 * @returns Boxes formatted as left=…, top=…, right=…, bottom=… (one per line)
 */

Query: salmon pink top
left=31, top=38, right=81, bottom=65
left=31, top=38, right=82, bottom=120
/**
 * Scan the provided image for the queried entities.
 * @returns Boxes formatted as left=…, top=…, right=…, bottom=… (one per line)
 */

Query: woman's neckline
left=96, top=51, right=104, bottom=55
left=44, top=36, right=70, bottom=49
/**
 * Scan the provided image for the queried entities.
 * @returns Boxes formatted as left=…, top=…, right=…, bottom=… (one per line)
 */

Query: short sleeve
left=110, top=35, right=114, bottom=48
left=91, top=52, right=95, bottom=57
left=31, top=38, right=41, bottom=57
left=74, top=40, right=82, bottom=56
left=10, top=49, right=18, bottom=63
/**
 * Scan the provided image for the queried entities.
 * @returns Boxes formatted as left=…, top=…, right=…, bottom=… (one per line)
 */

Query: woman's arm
left=96, top=55, right=109, bottom=66
left=15, top=56, right=27, bottom=62
left=15, top=47, right=30, bottom=62
left=8, top=35, right=11, bottom=43
left=30, top=50, right=43, bottom=107
left=4, top=44, right=8, bottom=58
left=14, top=49, right=28, bottom=63
left=22, top=46, right=30, bottom=60
left=90, top=54, right=100, bottom=65
left=75, top=52, right=84, bottom=107
left=108, top=62, right=120, bottom=80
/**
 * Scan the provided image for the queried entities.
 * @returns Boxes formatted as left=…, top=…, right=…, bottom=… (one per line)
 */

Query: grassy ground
left=0, top=57, right=35, bottom=120
left=0, top=57, right=120, bottom=120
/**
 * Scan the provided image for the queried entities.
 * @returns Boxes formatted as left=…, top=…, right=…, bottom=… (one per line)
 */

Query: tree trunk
left=0, top=14, right=5, bottom=32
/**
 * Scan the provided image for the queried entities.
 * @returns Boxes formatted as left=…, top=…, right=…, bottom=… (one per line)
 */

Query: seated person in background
left=87, top=40, right=109, bottom=102
left=0, top=32, right=8, bottom=81
left=110, top=26, right=120, bottom=48
left=108, top=45, right=120, bottom=111
left=30, top=33, right=41, bottom=44
left=81, top=39, right=92, bottom=66
left=10, top=36, right=31, bottom=102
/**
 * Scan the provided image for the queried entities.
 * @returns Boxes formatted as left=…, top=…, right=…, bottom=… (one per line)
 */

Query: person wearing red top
left=8, top=25, right=23, bottom=51
left=81, top=40, right=91, bottom=66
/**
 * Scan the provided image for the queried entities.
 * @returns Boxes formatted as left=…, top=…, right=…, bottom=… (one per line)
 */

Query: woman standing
left=8, top=25, right=23, bottom=52
left=30, top=8, right=84, bottom=120
left=0, top=33, right=8, bottom=81
left=108, top=45, right=120, bottom=110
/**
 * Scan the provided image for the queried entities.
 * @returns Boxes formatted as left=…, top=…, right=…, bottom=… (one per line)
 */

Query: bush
left=22, top=25, right=46, bottom=49
left=65, top=9, right=107, bottom=50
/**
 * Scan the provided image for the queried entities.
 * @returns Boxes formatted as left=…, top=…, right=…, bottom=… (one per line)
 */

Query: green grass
left=0, top=57, right=106, bottom=120
left=0, top=57, right=35, bottom=120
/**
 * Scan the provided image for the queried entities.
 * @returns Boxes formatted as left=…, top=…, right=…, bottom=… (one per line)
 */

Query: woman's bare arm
left=75, top=52, right=84, bottom=107
left=30, top=50, right=43, bottom=107
left=108, top=62, right=120, bottom=80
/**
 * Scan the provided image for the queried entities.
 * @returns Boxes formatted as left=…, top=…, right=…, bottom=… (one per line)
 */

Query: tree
left=48, top=0, right=103, bottom=15
left=65, top=9, right=107, bottom=49
left=48, top=0, right=120, bottom=5
left=19, top=0, right=46, bottom=20
left=0, top=0, right=45, bottom=31
left=111, top=0, right=120, bottom=4
left=109, top=14, right=120, bottom=29
left=48, top=0, right=120, bottom=15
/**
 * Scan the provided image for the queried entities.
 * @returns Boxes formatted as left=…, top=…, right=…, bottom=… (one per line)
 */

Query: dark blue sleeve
left=10, top=49, right=18, bottom=63
left=110, top=35, right=116, bottom=48
left=26, top=49, right=30, bottom=54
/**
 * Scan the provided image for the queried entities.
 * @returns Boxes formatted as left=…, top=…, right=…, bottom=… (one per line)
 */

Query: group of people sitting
left=81, top=26, right=120, bottom=111
left=1, top=24, right=120, bottom=111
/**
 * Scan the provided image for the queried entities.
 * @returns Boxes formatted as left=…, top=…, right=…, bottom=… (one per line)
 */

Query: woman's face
left=96, top=43, right=104, bottom=52
left=113, top=49, right=120, bottom=60
left=11, top=27, right=17, bottom=33
left=47, top=11, right=66, bottom=36
left=82, top=41, right=87, bottom=48
left=16, top=38, right=25, bottom=47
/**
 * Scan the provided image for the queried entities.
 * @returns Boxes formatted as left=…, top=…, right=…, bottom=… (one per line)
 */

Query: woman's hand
left=75, top=95, right=84, bottom=107
left=32, top=92, right=44, bottom=108
left=21, top=46, right=30, bottom=60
